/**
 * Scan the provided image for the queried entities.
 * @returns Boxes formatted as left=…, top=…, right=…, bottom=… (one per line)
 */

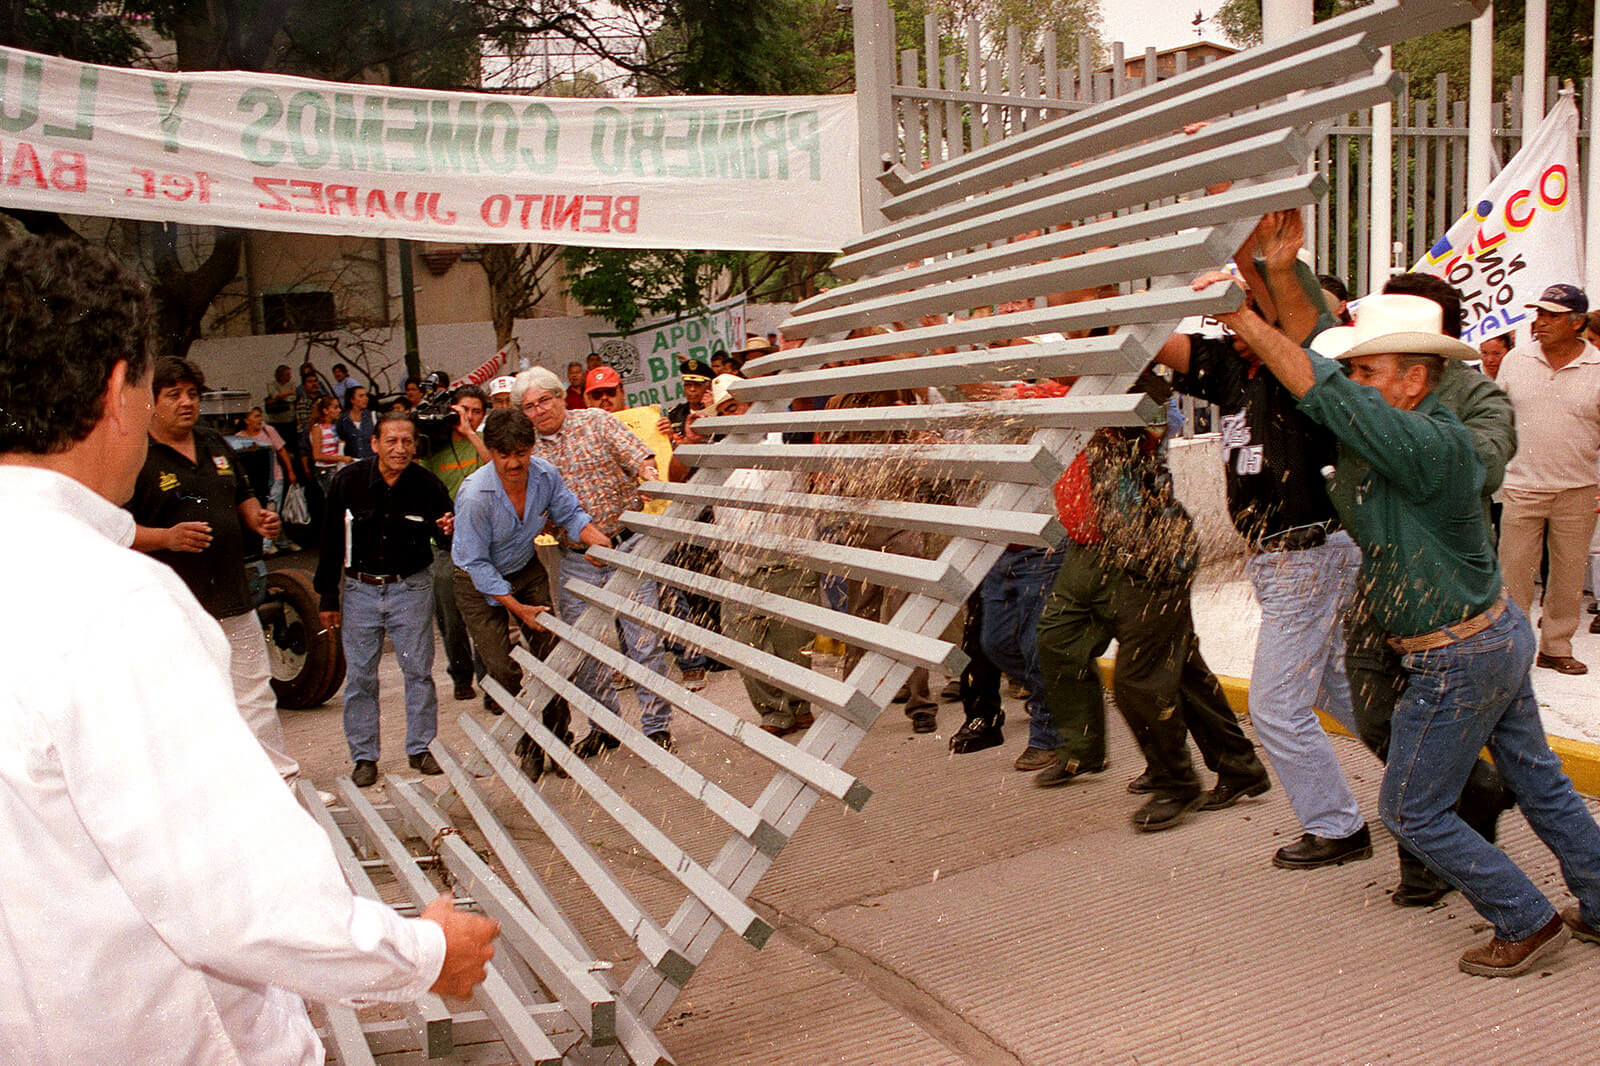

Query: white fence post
left=851, top=0, right=895, bottom=231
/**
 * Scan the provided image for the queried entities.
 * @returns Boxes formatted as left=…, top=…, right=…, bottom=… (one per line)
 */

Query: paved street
left=278, top=583, right=1600, bottom=1066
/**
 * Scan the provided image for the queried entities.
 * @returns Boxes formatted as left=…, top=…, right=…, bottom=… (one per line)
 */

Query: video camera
left=411, top=370, right=460, bottom=448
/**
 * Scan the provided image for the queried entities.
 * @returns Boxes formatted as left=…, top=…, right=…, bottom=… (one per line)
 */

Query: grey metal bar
left=503, top=619, right=871, bottom=811
left=879, top=0, right=1482, bottom=199
left=295, top=780, right=454, bottom=1059
left=744, top=283, right=1241, bottom=372
left=786, top=229, right=1236, bottom=334
left=839, top=129, right=1310, bottom=265
left=732, top=334, right=1148, bottom=398
left=334, top=779, right=563, bottom=1066
left=384, top=779, right=622, bottom=1048
left=584, top=544, right=965, bottom=673
left=674, top=439, right=1062, bottom=485
left=691, top=393, right=1157, bottom=435
left=493, top=650, right=786, bottom=855
left=881, top=38, right=1381, bottom=220
left=455, top=716, right=697, bottom=988
left=476, top=681, right=777, bottom=951
left=635, top=480, right=1062, bottom=548
left=827, top=171, right=1325, bottom=286
left=323, top=1005, right=379, bottom=1066
left=557, top=579, right=883, bottom=726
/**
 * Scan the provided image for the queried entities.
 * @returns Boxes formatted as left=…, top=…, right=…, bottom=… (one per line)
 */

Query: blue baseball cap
left=1527, top=284, right=1588, bottom=314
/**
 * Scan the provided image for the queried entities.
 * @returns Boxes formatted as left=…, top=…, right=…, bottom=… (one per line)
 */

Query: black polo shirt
left=313, top=458, right=453, bottom=610
left=1173, top=335, right=1341, bottom=544
left=126, top=426, right=254, bottom=619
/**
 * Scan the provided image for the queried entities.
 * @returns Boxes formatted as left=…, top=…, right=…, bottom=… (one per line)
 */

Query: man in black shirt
left=128, top=357, right=299, bottom=782
left=314, top=413, right=454, bottom=787
left=1156, top=217, right=1369, bottom=870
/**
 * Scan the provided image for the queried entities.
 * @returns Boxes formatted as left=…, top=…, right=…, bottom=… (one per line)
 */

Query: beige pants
left=1499, top=484, right=1600, bottom=658
left=219, top=610, right=300, bottom=781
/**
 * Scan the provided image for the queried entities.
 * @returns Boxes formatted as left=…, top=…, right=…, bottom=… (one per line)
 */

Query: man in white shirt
left=1496, top=283, right=1600, bottom=675
left=0, top=235, right=498, bottom=1065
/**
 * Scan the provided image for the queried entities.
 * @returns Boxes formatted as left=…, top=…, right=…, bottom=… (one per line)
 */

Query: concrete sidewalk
left=283, top=635, right=1600, bottom=1065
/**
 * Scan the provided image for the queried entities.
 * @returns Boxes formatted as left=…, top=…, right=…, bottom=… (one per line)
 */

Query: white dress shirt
left=0, top=466, right=445, bottom=1065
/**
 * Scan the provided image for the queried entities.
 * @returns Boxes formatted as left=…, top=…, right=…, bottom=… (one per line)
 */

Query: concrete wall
left=190, top=303, right=801, bottom=401
left=188, top=313, right=612, bottom=400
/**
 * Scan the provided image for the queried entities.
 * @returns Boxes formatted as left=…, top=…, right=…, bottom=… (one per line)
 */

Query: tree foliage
left=561, top=247, right=742, bottom=333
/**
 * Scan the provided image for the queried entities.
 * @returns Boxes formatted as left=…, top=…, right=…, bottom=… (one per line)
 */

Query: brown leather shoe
left=1536, top=652, right=1588, bottom=675
left=1459, top=913, right=1570, bottom=977
left=1013, top=746, right=1056, bottom=771
left=1562, top=904, right=1600, bottom=944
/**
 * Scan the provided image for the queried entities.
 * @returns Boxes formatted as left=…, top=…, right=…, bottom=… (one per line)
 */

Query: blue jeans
left=1382, top=601, right=1600, bottom=940
left=1246, top=532, right=1365, bottom=838
left=979, top=547, right=1064, bottom=751
left=340, top=570, right=438, bottom=762
left=558, top=541, right=672, bottom=734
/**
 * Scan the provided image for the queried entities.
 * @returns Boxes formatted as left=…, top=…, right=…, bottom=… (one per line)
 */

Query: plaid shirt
left=534, top=407, right=654, bottom=540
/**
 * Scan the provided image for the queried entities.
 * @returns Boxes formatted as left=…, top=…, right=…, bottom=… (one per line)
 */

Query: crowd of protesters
left=9, top=209, right=1600, bottom=1044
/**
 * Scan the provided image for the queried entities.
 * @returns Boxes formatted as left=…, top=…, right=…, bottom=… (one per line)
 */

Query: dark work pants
left=453, top=560, right=569, bottom=742
left=1109, top=568, right=1265, bottom=800
left=1345, top=591, right=1513, bottom=882
left=1036, top=541, right=1116, bottom=771
left=959, top=589, right=1003, bottom=723
left=1036, top=544, right=1262, bottom=793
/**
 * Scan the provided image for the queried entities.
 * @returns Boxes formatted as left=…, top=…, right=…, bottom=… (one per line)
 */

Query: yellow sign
left=612, top=405, right=671, bottom=516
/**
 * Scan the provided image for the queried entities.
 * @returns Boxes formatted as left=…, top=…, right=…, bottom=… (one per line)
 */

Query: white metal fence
left=871, top=13, right=1594, bottom=296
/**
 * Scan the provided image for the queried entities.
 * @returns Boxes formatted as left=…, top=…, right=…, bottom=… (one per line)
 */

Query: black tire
left=259, top=568, right=344, bottom=709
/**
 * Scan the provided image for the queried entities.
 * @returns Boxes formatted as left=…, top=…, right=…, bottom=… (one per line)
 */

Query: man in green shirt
left=1204, top=279, right=1600, bottom=979
left=423, top=384, right=490, bottom=701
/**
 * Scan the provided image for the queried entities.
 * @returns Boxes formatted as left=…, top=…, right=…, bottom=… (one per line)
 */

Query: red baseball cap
left=585, top=366, right=622, bottom=392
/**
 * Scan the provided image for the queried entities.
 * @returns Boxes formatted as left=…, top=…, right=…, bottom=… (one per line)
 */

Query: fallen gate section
left=305, top=2, right=1488, bottom=1060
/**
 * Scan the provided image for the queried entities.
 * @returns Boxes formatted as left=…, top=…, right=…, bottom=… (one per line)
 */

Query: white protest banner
left=0, top=45, right=861, bottom=251
left=588, top=294, right=746, bottom=410
left=1415, top=94, right=1582, bottom=345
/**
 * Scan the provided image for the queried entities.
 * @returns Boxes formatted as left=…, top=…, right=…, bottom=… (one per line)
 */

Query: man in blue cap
left=1496, top=283, right=1600, bottom=675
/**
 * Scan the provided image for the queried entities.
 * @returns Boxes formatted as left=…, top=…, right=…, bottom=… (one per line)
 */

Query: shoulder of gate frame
left=299, top=3, right=1489, bottom=1060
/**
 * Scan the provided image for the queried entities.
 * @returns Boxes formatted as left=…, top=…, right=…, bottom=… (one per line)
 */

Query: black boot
left=1392, top=844, right=1452, bottom=907
left=1458, top=758, right=1515, bottom=844
left=949, top=711, right=1005, bottom=754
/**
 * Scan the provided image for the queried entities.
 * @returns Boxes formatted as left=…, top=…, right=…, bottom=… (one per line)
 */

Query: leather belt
left=1389, top=599, right=1507, bottom=654
left=1253, top=522, right=1335, bottom=554
left=351, top=571, right=404, bottom=586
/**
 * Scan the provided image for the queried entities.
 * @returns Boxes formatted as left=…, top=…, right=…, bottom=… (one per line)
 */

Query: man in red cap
left=584, top=365, right=626, bottom=412
left=1496, top=283, right=1600, bottom=675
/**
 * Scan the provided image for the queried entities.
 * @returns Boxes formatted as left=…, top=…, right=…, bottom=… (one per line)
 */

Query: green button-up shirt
left=1297, top=354, right=1503, bottom=638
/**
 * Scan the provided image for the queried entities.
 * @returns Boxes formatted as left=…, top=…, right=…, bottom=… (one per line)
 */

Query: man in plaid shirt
left=514, top=367, right=677, bottom=752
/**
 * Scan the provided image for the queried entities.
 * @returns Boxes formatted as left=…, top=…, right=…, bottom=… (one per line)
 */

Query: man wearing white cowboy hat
left=1495, top=283, right=1600, bottom=675
left=1198, top=275, right=1600, bottom=979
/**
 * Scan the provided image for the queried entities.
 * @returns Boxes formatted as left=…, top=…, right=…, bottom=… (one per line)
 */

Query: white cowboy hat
left=1309, top=293, right=1478, bottom=361
left=711, top=373, right=742, bottom=409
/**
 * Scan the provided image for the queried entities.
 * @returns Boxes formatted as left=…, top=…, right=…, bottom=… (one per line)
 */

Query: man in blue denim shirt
left=452, top=409, right=607, bottom=775
left=1206, top=280, right=1600, bottom=979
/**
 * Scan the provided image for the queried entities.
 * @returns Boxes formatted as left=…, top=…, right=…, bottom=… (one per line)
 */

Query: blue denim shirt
left=451, top=458, right=593, bottom=601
